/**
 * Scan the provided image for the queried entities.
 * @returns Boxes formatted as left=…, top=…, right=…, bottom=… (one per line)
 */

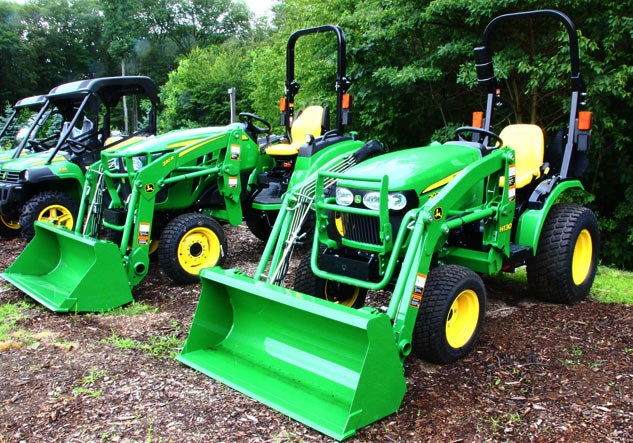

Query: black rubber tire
left=158, top=213, right=227, bottom=284
left=245, top=209, right=315, bottom=245
left=0, top=212, right=20, bottom=238
left=245, top=209, right=276, bottom=242
left=412, top=265, right=486, bottom=364
left=527, top=203, right=599, bottom=304
left=293, top=251, right=367, bottom=308
left=19, top=191, right=79, bottom=242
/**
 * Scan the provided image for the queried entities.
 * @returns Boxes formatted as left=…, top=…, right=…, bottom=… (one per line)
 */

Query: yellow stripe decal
left=178, top=135, right=224, bottom=158
left=423, top=172, right=459, bottom=194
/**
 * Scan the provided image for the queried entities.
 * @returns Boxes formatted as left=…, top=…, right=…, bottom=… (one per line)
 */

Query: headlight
left=362, top=191, right=407, bottom=211
left=336, top=187, right=354, bottom=206
left=131, top=156, right=144, bottom=172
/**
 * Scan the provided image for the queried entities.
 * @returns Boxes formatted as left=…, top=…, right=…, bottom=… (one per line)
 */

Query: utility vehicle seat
left=265, top=105, right=325, bottom=156
left=499, top=124, right=545, bottom=188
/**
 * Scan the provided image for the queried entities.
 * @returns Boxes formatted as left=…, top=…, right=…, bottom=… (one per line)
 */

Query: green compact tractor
left=2, top=25, right=381, bottom=312
left=178, top=10, right=598, bottom=440
left=0, top=76, right=159, bottom=240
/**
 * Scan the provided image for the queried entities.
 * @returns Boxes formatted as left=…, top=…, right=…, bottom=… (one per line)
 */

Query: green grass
left=591, top=266, right=633, bottom=304
left=72, top=366, right=106, bottom=399
left=0, top=300, right=30, bottom=341
left=489, top=265, right=633, bottom=305
left=100, top=302, right=158, bottom=317
left=101, top=329, right=184, bottom=359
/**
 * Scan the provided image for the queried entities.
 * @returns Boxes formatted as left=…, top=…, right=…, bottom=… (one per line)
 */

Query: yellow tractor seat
left=266, top=105, right=325, bottom=156
left=499, top=124, right=545, bottom=189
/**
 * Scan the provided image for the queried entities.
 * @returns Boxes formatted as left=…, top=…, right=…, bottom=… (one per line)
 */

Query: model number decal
left=499, top=222, right=513, bottom=232
left=162, top=156, right=174, bottom=167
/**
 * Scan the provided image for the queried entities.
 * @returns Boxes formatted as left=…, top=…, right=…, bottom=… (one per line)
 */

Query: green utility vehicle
left=0, top=94, right=52, bottom=234
left=178, top=10, right=598, bottom=440
left=2, top=25, right=381, bottom=312
left=0, top=76, right=159, bottom=240
left=0, top=95, right=48, bottom=155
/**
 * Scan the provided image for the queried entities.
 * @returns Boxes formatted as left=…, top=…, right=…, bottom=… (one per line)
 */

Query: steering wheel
left=66, top=138, right=90, bottom=154
left=239, top=112, right=272, bottom=135
left=455, top=126, right=503, bottom=148
left=27, top=139, right=49, bottom=152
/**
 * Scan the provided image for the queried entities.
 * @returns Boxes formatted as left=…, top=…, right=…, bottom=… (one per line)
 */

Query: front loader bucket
left=178, top=267, right=407, bottom=440
left=2, top=222, right=133, bottom=312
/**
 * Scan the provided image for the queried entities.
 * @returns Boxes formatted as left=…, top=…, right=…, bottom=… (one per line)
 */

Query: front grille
left=0, top=171, right=20, bottom=183
left=341, top=213, right=381, bottom=245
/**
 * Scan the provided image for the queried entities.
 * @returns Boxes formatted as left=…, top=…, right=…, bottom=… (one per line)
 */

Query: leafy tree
left=159, top=38, right=255, bottom=130
left=0, top=1, right=39, bottom=103
left=22, top=0, right=107, bottom=86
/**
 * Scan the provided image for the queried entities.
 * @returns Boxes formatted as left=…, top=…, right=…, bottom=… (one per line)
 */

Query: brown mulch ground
left=1, top=225, right=631, bottom=442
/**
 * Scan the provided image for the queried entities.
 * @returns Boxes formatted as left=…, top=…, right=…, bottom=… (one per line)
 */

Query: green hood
left=339, top=142, right=481, bottom=193
left=107, top=125, right=241, bottom=157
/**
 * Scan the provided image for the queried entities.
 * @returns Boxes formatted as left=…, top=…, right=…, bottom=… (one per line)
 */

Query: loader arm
left=388, top=147, right=516, bottom=357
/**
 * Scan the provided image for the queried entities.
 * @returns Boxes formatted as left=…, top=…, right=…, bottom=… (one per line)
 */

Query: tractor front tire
left=293, top=251, right=366, bottom=308
left=245, top=209, right=276, bottom=242
left=412, top=265, right=486, bottom=364
left=527, top=203, right=599, bottom=304
left=158, top=213, right=227, bottom=284
left=19, top=191, right=78, bottom=242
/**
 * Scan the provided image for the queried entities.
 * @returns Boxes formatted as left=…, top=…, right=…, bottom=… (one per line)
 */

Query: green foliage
left=159, top=38, right=255, bottom=130
left=0, top=0, right=631, bottom=268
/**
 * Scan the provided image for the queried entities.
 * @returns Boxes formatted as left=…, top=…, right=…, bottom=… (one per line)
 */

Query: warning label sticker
left=230, top=144, right=240, bottom=160
left=411, top=273, right=427, bottom=308
left=138, top=222, right=150, bottom=245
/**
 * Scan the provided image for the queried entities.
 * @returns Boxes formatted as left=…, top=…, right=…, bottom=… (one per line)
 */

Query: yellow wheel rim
left=324, top=281, right=360, bottom=307
left=176, top=227, right=221, bottom=275
left=37, top=204, right=74, bottom=230
left=445, top=289, right=480, bottom=349
left=572, top=228, right=593, bottom=285
left=0, top=214, right=19, bottom=230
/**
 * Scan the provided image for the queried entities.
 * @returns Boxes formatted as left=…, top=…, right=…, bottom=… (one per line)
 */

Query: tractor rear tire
left=527, top=203, right=599, bottom=304
left=158, top=213, right=227, bottom=284
left=293, top=251, right=367, bottom=308
left=19, top=191, right=78, bottom=242
left=0, top=212, right=20, bottom=238
left=412, top=265, right=486, bottom=364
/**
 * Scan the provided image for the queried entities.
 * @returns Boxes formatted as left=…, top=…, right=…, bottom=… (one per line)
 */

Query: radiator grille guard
left=340, top=212, right=382, bottom=245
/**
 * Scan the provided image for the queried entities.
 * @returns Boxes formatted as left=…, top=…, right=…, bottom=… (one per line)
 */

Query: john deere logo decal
left=433, top=207, right=443, bottom=220
left=145, top=183, right=155, bottom=193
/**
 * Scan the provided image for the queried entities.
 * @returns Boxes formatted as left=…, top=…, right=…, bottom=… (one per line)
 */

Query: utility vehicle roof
left=46, top=76, right=159, bottom=107
left=14, top=95, right=47, bottom=109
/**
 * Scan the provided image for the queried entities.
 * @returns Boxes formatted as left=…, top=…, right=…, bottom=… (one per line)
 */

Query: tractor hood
left=338, top=142, right=481, bottom=194
left=107, top=124, right=242, bottom=157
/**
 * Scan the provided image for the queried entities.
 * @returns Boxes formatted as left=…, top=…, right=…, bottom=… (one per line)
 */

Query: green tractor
left=0, top=76, right=159, bottom=240
left=177, top=10, right=598, bottom=440
left=2, top=25, right=382, bottom=312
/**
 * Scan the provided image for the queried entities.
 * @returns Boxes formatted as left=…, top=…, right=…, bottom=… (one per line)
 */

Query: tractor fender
left=515, top=179, right=584, bottom=252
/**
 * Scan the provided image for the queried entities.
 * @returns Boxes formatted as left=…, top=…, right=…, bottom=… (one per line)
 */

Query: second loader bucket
left=2, top=222, right=133, bottom=312
left=178, top=267, right=407, bottom=440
